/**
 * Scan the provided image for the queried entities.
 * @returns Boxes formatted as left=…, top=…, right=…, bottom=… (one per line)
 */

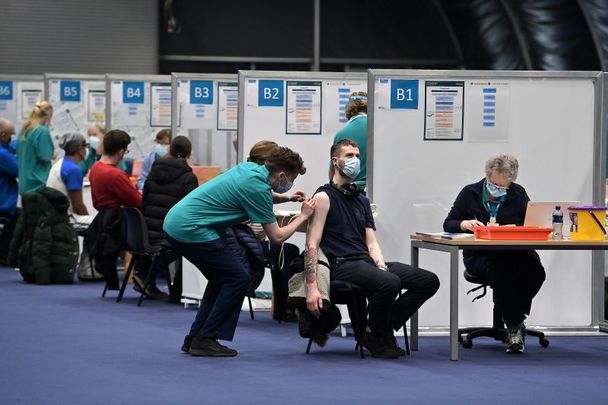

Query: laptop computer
left=523, top=201, right=580, bottom=238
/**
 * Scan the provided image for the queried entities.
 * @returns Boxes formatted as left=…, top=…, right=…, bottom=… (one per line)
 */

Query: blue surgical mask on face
left=154, top=144, right=169, bottom=157
left=88, top=136, right=100, bottom=149
left=486, top=180, right=508, bottom=198
left=275, top=174, right=293, bottom=194
left=342, top=157, right=361, bottom=179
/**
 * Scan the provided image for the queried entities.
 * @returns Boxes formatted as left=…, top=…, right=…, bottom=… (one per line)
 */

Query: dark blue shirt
left=0, top=143, right=18, bottom=215
left=443, top=178, right=530, bottom=259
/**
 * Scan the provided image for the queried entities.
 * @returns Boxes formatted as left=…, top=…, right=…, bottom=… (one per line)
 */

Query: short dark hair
left=103, top=129, right=131, bottom=156
left=331, top=139, right=359, bottom=158
left=265, top=146, right=306, bottom=176
left=156, top=129, right=171, bottom=142
left=170, top=135, right=192, bottom=159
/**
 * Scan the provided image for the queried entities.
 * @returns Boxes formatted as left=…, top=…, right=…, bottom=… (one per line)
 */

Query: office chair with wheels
left=458, top=269, right=550, bottom=349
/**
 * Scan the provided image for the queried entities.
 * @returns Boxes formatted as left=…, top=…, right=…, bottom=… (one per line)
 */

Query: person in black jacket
left=443, top=153, right=546, bottom=354
left=137, top=135, right=199, bottom=301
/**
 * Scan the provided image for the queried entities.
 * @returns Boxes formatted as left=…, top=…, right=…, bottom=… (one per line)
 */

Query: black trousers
left=331, top=257, right=440, bottom=336
left=464, top=251, right=546, bottom=327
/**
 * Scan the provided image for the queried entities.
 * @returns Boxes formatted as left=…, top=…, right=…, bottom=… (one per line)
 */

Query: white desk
left=410, top=235, right=608, bottom=361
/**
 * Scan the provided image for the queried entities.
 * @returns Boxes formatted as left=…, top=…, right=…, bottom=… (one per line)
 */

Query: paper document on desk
left=416, top=232, right=474, bottom=240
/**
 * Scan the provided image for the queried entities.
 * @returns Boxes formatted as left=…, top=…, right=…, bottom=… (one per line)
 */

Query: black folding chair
left=114, top=207, right=163, bottom=304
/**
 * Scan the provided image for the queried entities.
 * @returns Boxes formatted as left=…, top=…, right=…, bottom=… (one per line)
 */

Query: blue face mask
left=275, top=174, right=293, bottom=194
left=342, top=157, right=361, bottom=179
left=486, top=180, right=508, bottom=198
left=154, top=144, right=169, bottom=157
left=88, top=136, right=100, bottom=149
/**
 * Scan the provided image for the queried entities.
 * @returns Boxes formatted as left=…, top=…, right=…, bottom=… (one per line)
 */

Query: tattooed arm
left=305, top=192, right=330, bottom=318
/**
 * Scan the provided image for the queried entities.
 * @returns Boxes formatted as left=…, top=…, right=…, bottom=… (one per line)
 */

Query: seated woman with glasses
left=443, top=153, right=546, bottom=354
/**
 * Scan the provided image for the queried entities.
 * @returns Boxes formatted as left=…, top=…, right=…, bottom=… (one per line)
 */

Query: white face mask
left=154, top=143, right=169, bottom=157
left=341, top=157, right=361, bottom=179
left=88, top=136, right=100, bottom=149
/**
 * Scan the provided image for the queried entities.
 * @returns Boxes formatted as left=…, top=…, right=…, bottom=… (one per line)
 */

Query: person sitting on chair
left=136, top=129, right=171, bottom=191
left=443, top=153, right=546, bottom=353
left=140, top=135, right=199, bottom=302
left=305, top=139, right=440, bottom=359
left=88, top=130, right=143, bottom=290
left=47, top=132, right=90, bottom=216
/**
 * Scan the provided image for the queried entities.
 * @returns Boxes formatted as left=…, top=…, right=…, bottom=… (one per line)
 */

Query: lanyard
left=485, top=201, right=501, bottom=225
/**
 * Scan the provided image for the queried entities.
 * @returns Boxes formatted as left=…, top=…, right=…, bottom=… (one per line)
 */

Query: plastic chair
left=110, top=207, right=163, bottom=304
left=458, top=269, right=550, bottom=349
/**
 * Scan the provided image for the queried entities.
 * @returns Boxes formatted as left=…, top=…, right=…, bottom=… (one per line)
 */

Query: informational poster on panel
left=150, top=82, right=172, bottom=127
left=0, top=80, right=44, bottom=127
left=87, top=90, right=106, bottom=122
left=324, top=80, right=368, bottom=128
left=285, top=81, right=322, bottom=134
left=49, top=79, right=106, bottom=139
left=217, top=82, right=238, bottom=131
left=424, top=81, right=464, bottom=140
left=21, top=88, right=43, bottom=119
left=466, top=81, right=510, bottom=142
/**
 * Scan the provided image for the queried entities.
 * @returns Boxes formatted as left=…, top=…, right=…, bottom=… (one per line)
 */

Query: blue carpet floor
left=1, top=267, right=607, bottom=404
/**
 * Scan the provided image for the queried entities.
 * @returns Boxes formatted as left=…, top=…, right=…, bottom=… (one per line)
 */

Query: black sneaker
left=181, top=335, right=194, bottom=353
left=188, top=337, right=238, bottom=357
left=506, top=324, right=525, bottom=353
left=360, top=331, right=400, bottom=359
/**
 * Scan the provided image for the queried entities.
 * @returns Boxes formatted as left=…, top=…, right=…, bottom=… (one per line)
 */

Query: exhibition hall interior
left=1, top=1, right=608, bottom=404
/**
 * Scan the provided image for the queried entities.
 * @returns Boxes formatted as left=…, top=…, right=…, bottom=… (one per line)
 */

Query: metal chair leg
left=306, top=337, right=313, bottom=354
left=403, top=322, right=410, bottom=356
left=347, top=284, right=365, bottom=359
left=117, top=255, right=136, bottom=303
left=248, top=296, right=255, bottom=320
left=102, top=283, right=108, bottom=297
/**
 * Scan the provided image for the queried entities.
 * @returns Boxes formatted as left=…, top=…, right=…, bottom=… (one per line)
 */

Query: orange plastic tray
left=473, top=226, right=553, bottom=240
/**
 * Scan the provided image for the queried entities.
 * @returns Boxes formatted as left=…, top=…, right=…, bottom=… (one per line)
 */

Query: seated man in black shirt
left=304, top=139, right=440, bottom=358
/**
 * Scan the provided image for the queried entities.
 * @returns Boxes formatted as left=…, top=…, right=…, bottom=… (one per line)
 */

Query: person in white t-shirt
left=47, top=132, right=90, bottom=215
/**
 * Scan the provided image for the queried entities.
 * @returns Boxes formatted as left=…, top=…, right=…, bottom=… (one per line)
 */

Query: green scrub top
left=163, top=162, right=276, bottom=243
left=331, top=113, right=367, bottom=190
left=16, top=125, right=55, bottom=194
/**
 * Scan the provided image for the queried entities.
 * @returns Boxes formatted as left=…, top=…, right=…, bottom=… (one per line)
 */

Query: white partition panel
left=171, top=73, right=238, bottom=171
left=106, top=74, right=171, bottom=159
left=46, top=74, right=105, bottom=146
left=0, top=74, right=44, bottom=130
left=238, top=70, right=367, bottom=209
left=368, top=70, right=606, bottom=330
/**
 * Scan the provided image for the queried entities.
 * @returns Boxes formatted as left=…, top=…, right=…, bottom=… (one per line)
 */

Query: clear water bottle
left=552, top=205, right=563, bottom=240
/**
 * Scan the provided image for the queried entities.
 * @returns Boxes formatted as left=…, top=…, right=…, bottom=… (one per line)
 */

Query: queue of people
left=0, top=92, right=546, bottom=360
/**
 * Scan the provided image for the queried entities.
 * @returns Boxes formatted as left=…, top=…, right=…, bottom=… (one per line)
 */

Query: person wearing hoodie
left=138, top=135, right=199, bottom=301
